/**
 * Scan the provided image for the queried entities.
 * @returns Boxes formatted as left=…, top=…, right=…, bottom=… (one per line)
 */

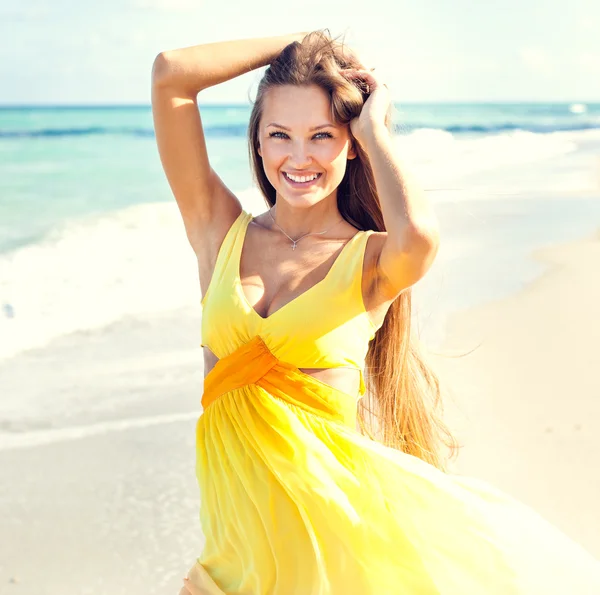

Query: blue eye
left=268, top=131, right=333, bottom=140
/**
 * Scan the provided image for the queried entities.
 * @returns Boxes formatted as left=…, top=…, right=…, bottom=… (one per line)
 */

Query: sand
left=433, top=229, right=600, bottom=558
left=0, top=309, right=206, bottom=594
left=1, top=229, right=599, bottom=593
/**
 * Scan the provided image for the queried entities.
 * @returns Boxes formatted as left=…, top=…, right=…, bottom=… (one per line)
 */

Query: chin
left=275, top=193, right=323, bottom=209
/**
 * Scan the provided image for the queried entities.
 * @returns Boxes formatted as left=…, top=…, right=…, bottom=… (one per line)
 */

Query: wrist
left=286, top=31, right=309, bottom=46
left=363, top=123, right=391, bottom=147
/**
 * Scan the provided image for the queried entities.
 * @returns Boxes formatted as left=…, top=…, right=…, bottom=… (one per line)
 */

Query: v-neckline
left=236, top=215, right=363, bottom=322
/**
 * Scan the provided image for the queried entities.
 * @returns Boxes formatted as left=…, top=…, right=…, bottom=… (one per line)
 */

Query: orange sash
left=201, top=335, right=357, bottom=427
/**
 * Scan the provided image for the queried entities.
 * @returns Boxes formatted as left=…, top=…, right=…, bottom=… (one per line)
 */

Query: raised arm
left=151, top=32, right=307, bottom=256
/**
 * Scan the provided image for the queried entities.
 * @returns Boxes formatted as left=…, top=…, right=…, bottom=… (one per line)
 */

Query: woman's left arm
left=342, top=69, right=440, bottom=298
left=364, top=124, right=440, bottom=295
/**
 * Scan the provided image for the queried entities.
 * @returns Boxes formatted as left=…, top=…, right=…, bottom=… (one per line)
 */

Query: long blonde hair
left=247, top=30, right=459, bottom=471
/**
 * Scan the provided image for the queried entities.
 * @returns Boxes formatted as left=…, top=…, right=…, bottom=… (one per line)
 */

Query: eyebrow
left=266, top=123, right=336, bottom=131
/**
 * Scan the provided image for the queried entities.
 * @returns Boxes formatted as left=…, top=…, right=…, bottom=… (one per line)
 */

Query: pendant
left=292, top=242, right=297, bottom=250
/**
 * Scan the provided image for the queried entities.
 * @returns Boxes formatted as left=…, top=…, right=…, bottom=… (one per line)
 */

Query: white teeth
left=285, top=172, right=319, bottom=183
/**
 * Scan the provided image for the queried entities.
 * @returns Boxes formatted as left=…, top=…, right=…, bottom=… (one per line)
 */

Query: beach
left=0, top=308, right=205, bottom=594
left=1, top=103, right=600, bottom=593
left=434, top=229, right=600, bottom=557
left=0, top=224, right=598, bottom=593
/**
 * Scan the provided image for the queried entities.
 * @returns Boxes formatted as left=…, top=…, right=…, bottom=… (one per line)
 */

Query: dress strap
left=332, top=228, right=376, bottom=311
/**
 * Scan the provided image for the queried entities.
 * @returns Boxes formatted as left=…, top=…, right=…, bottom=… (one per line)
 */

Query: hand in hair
left=340, top=67, right=391, bottom=147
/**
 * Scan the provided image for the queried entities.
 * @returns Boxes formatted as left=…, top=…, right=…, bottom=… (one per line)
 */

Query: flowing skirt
left=185, top=335, right=600, bottom=594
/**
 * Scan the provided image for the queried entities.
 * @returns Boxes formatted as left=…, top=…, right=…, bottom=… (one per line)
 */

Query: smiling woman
left=257, top=87, right=358, bottom=205
left=151, top=29, right=600, bottom=595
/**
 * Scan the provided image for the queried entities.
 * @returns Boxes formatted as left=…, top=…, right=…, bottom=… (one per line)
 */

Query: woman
left=151, top=30, right=600, bottom=594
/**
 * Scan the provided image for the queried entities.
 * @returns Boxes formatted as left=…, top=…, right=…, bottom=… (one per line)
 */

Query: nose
left=288, top=139, right=313, bottom=169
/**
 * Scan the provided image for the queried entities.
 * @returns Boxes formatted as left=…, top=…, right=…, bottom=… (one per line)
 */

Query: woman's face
left=257, top=84, right=357, bottom=209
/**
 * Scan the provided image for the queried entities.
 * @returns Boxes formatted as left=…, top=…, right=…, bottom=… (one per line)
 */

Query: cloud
left=130, top=0, right=201, bottom=11
left=519, top=47, right=553, bottom=75
left=577, top=18, right=596, bottom=31
left=0, top=3, right=52, bottom=21
left=577, top=52, right=600, bottom=74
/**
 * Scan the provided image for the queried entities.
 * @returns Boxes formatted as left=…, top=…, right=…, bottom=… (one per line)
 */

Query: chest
left=239, top=241, right=356, bottom=320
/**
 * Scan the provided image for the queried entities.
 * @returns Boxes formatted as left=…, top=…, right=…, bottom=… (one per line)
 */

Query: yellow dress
left=187, top=209, right=600, bottom=594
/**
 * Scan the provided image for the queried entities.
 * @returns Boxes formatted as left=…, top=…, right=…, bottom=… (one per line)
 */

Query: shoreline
left=432, top=228, right=600, bottom=558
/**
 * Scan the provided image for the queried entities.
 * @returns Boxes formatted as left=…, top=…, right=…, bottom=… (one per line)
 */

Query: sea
left=1, top=102, right=600, bottom=440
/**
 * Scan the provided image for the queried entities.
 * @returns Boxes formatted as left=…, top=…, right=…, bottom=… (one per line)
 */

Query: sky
left=0, top=0, right=599, bottom=105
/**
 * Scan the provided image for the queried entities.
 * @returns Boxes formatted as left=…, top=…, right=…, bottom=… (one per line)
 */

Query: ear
left=347, top=140, right=357, bottom=160
left=257, top=143, right=262, bottom=157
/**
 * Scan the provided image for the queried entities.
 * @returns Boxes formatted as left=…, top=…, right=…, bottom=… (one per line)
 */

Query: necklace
left=268, top=208, right=344, bottom=250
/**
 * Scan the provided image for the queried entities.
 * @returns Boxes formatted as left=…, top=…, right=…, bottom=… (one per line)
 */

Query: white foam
left=394, top=128, right=600, bottom=199
left=0, top=411, right=200, bottom=450
left=569, top=103, right=587, bottom=114
left=396, top=129, right=575, bottom=184
left=0, top=202, right=193, bottom=360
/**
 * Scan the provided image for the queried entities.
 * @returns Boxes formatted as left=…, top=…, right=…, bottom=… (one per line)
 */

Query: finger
left=340, top=68, right=390, bottom=98
left=341, top=69, right=377, bottom=83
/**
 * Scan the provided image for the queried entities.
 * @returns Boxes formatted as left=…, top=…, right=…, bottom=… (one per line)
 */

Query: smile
left=283, top=172, right=323, bottom=188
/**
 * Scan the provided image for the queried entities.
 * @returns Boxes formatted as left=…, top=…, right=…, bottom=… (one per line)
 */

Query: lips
left=284, top=171, right=321, bottom=176
left=282, top=171, right=323, bottom=188
left=283, top=172, right=321, bottom=179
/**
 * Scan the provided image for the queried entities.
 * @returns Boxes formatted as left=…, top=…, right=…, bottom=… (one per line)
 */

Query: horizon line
left=0, top=100, right=599, bottom=109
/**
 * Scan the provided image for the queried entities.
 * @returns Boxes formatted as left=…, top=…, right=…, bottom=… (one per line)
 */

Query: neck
left=270, top=197, right=342, bottom=238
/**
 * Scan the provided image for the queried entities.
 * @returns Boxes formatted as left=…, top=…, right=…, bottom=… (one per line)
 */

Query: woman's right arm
left=151, top=32, right=306, bottom=257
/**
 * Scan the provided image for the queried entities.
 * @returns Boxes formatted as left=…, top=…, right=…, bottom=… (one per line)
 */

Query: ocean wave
left=0, top=411, right=199, bottom=450
left=2, top=121, right=600, bottom=139
left=412, top=122, right=600, bottom=135
left=0, top=202, right=200, bottom=360
left=0, top=124, right=248, bottom=139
